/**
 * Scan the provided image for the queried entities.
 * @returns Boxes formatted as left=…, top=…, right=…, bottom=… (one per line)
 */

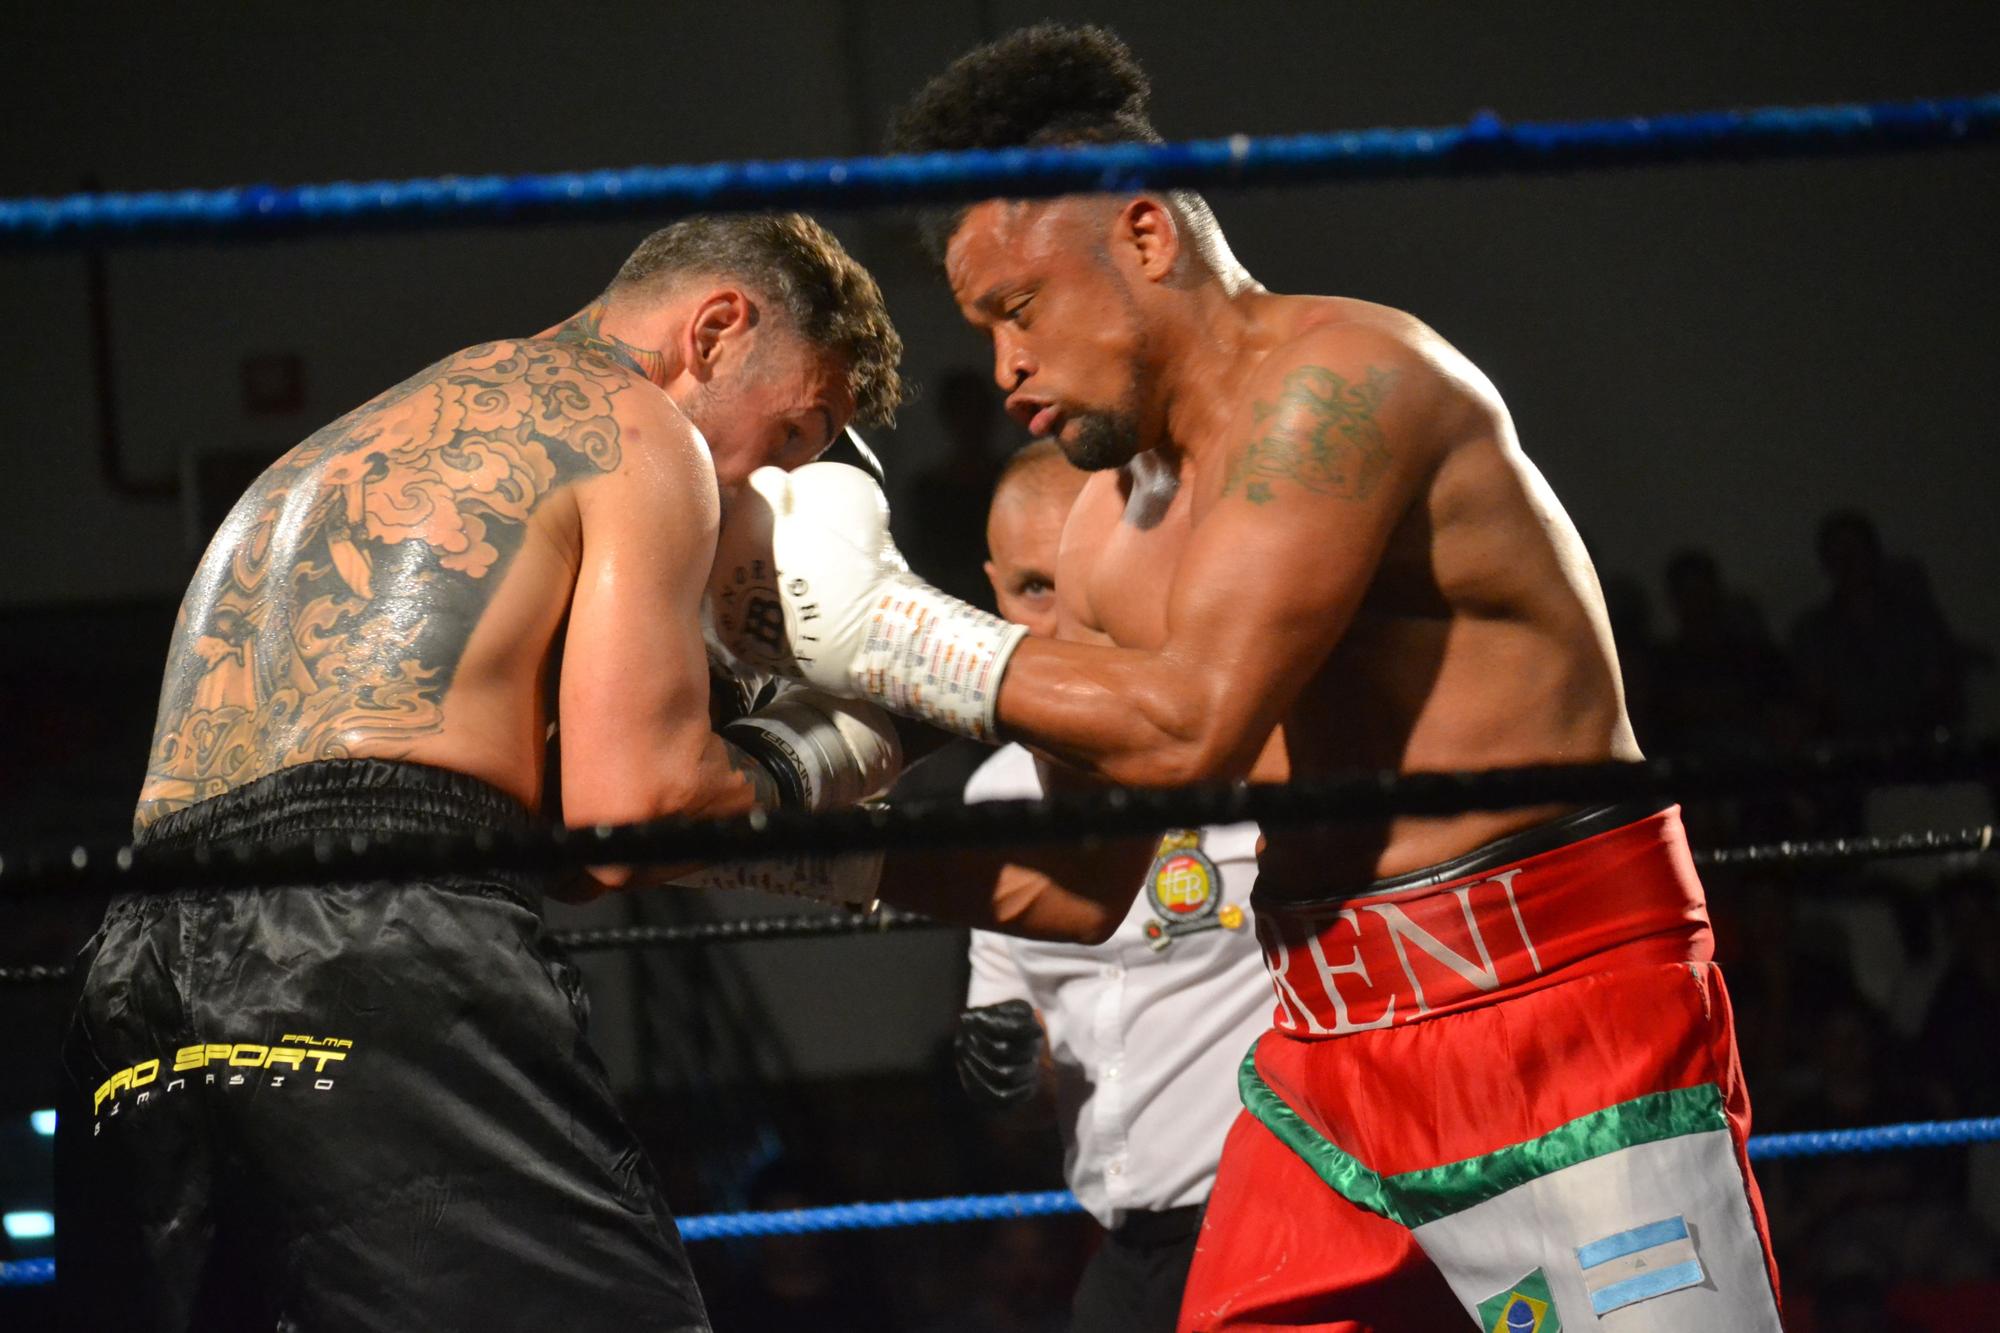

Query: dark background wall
left=2, top=2, right=1995, bottom=644
left=0, top=1, right=1995, bottom=1075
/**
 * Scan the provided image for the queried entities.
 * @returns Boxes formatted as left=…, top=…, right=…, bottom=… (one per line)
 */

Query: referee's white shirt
left=963, top=743, right=1272, bottom=1229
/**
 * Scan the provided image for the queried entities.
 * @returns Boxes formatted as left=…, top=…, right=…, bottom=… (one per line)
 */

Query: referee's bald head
left=986, top=440, right=1090, bottom=637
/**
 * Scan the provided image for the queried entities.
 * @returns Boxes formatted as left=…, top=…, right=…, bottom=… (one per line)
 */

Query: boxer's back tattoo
left=136, top=340, right=631, bottom=828
left=1222, top=364, right=1400, bottom=506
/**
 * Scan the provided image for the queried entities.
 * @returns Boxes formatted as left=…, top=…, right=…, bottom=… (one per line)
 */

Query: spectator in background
left=1917, top=867, right=2000, bottom=1123
left=1649, top=548, right=1804, bottom=842
left=1789, top=511, right=1965, bottom=744
left=911, top=1219, right=1076, bottom=1333
left=1650, top=547, right=1791, bottom=755
left=702, top=1158, right=898, bottom=1333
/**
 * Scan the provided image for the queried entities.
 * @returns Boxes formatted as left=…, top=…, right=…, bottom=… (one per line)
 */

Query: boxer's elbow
left=563, top=771, right=693, bottom=829
left=1117, top=671, right=1257, bottom=788
left=564, top=756, right=736, bottom=840
left=1122, top=735, right=1239, bottom=789
left=568, top=734, right=758, bottom=828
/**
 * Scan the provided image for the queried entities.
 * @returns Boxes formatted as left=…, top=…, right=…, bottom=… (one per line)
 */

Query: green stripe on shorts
left=1237, top=1044, right=1726, bottom=1229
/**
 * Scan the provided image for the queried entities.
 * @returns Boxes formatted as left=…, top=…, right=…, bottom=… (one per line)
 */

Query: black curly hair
left=886, top=23, right=1162, bottom=156
left=888, top=24, right=1220, bottom=260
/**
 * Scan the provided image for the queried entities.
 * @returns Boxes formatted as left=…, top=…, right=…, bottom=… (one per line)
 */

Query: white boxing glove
left=707, top=462, right=1027, bottom=741
left=722, top=681, right=902, bottom=812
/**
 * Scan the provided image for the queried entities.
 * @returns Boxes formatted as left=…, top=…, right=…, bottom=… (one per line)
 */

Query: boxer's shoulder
left=1251, top=308, right=1443, bottom=395
left=1269, top=298, right=1502, bottom=417
left=1216, top=308, right=1500, bottom=490
left=1269, top=293, right=1444, bottom=349
left=1174, top=315, right=1478, bottom=527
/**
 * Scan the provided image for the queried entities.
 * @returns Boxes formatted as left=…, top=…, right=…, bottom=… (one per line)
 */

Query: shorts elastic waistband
left=1256, top=804, right=1711, bottom=1037
left=1254, top=799, right=1672, bottom=912
left=133, top=759, right=533, bottom=851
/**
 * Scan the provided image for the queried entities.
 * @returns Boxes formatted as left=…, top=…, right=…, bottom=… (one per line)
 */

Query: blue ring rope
left=673, top=1115, right=2000, bottom=1239
left=0, top=1259, right=53, bottom=1291
left=1, top=93, right=1993, bottom=248
left=678, top=1188, right=1083, bottom=1241
left=4, top=1114, right=1996, bottom=1285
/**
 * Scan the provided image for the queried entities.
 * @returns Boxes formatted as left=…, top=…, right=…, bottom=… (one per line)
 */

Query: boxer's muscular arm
left=881, top=530, right=1158, bottom=943
left=877, top=508, right=1155, bottom=943
left=997, top=331, right=1447, bottom=784
left=558, top=395, right=777, bottom=886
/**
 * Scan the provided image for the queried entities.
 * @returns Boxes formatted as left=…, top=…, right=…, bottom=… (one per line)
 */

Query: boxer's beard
left=1059, top=355, right=1155, bottom=472
left=1061, top=408, right=1142, bottom=472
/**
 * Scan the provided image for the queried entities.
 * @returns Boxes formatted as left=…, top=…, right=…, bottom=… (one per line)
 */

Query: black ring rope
left=554, top=822, right=1998, bottom=956
left=553, top=905, right=933, bottom=955
left=3, top=821, right=1990, bottom=987
left=1, top=734, right=1993, bottom=903
left=1695, top=822, right=1994, bottom=867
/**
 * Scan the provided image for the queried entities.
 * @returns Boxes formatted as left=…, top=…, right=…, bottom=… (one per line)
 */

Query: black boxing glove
left=675, top=671, right=899, bottom=907
left=722, top=680, right=902, bottom=813
left=953, top=999, right=1046, bottom=1110
left=707, top=648, right=773, bottom=729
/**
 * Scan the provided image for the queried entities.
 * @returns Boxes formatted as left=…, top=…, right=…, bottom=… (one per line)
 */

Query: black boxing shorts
left=59, top=759, right=710, bottom=1332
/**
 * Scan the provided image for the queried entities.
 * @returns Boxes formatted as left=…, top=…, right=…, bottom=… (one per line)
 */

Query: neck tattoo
left=553, top=302, right=670, bottom=385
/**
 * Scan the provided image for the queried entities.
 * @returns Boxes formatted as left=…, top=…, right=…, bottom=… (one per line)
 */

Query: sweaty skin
left=139, top=309, right=847, bottom=885
left=908, top=197, right=1636, bottom=931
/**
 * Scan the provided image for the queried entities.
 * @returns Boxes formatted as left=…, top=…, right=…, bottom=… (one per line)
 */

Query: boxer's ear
left=686, top=288, right=754, bottom=379
left=1116, top=197, right=1182, bottom=284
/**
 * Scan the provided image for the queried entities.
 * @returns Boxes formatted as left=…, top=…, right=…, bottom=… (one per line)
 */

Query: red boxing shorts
left=1180, top=803, right=1783, bottom=1332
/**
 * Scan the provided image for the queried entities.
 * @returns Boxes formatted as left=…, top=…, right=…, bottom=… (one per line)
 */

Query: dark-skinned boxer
left=708, top=26, right=1781, bottom=1333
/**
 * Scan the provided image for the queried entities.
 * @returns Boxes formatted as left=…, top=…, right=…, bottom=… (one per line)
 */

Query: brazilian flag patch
left=1475, top=1268, right=1561, bottom=1332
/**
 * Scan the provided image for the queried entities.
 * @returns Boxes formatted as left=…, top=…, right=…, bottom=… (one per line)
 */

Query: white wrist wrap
left=856, top=573, right=1028, bottom=742
left=672, top=850, right=885, bottom=910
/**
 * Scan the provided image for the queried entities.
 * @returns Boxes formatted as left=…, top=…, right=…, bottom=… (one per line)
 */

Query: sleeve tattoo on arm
left=1222, top=364, right=1401, bottom=505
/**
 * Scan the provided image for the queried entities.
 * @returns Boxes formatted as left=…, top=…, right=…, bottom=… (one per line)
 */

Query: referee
left=943, top=443, right=1272, bottom=1332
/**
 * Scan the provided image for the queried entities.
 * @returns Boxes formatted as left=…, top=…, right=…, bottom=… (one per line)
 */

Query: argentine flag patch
left=1575, top=1215, right=1706, bottom=1316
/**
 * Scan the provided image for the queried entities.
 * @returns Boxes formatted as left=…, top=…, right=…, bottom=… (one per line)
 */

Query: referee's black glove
left=953, top=1000, right=1045, bottom=1109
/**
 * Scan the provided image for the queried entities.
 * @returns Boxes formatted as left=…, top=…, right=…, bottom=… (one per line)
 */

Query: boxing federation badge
left=1143, top=830, right=1243, bottom=950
